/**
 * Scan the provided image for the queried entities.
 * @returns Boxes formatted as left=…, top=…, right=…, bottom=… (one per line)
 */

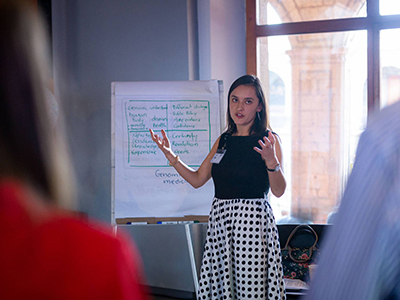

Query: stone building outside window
left=247, top=0, right=400, bottom=223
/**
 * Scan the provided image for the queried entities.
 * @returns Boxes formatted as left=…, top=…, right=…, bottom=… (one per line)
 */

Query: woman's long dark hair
left=226, top=74, right=271, bottom=135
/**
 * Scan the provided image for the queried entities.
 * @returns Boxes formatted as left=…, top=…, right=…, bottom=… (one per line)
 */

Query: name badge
left=210, top=149, right=226, bottom=164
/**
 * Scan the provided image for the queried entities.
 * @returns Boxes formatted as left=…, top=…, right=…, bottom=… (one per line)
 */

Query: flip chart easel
left=111, top=80, right=223, bottom=222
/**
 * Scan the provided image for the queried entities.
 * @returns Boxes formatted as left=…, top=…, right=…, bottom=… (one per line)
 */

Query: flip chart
left=112, top=81, right=222, bottom=219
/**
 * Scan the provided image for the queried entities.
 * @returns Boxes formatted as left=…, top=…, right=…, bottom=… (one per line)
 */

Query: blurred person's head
left=0, top=0, right=75, bottom=208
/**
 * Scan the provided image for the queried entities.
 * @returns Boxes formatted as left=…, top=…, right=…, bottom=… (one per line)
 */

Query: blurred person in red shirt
left=0, top=1, right=149, bottom=299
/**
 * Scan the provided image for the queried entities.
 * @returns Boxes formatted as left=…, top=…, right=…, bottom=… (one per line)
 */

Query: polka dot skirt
left=197, top=198, right=286, bottom=300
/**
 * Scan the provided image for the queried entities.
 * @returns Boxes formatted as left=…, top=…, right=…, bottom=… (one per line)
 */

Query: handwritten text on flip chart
left=123, top=100, right=211, bottom=167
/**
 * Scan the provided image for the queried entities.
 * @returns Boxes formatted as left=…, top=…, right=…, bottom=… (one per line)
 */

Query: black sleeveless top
left=211, top=131, right=270, bottom=199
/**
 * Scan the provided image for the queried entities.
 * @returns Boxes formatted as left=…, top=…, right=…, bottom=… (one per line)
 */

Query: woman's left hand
left=253, top=131, right=278, bottom=167
left=254, top=131, right=286, bottom=197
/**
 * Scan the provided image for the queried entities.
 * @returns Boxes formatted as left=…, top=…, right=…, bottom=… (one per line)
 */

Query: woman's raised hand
left=253, top=131, right=278, bottom=166
left=149, top=129, right=172, bottom=156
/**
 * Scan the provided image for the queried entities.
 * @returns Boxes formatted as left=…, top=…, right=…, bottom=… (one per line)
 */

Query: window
left=257, top=0, right=366, bottom=24
left=247, top=0, right=400, bottom=224
left=380, top=0, right=400, bottom=15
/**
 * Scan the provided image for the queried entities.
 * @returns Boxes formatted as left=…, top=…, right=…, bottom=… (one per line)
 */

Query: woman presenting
left=150, top=75, right=286, bottom=300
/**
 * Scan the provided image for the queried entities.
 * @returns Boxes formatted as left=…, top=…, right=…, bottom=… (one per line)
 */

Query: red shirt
left=0, top=180, right=149, bottom=300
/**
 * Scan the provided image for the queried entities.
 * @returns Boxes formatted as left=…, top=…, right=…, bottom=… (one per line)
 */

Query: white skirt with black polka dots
left=197, top=198, right=286, bottom=300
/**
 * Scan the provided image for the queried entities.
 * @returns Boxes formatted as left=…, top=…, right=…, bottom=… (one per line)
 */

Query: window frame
left=246, top=0, right=400, bottom=120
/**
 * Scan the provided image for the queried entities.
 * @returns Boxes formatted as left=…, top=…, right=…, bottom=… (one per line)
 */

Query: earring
left=257, top=111, right=261, bottom=121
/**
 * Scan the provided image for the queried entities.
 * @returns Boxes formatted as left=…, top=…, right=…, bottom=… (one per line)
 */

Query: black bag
left=281, top=224, right=320, bottom=282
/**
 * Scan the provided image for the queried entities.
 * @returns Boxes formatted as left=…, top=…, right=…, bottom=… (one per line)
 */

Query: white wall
left=52, top=0, right=246, bottom=222
left=199, top=0, right=246, bottom=127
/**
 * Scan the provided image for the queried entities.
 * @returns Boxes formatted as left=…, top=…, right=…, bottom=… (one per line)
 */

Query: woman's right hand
left=149, top=129, right=172, bottom=156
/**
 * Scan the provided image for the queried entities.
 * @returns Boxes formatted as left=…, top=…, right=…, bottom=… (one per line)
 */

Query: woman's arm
left=150, top=129, right=220, bottom=188
left=253, top=131, right=286, bottom=197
